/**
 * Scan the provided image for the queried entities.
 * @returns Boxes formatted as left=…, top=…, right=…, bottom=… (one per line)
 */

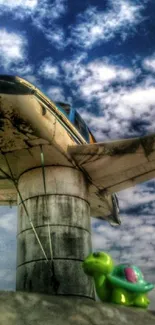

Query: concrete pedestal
left=16, top=167, right=95, bottom=299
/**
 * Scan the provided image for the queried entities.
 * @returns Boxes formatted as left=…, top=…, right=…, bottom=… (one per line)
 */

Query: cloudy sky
left=0, top=0, right=155, bottom=309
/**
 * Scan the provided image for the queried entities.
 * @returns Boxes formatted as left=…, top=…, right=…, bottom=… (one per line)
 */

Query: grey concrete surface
left=16, top=167, right=94, bottom=298
left=0, top=291, right=155, bottom=325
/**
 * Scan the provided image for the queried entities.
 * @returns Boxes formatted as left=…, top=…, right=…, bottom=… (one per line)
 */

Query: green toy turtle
left=83, top=252, right=154, bottom=308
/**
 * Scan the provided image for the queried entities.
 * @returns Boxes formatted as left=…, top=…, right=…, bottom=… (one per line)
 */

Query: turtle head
left=82, top=251, right=114, bottom=276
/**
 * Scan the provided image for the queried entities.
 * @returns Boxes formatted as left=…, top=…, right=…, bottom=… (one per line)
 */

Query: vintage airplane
left=0, top=75, right=155, bottom=226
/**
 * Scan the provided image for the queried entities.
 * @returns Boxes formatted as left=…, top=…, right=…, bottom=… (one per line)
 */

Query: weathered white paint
left=0, top=92, right=77, bottom=205
left=68, top=135, right=155, bottom=193
left=1, top=85, right=155, bottom=218
left=0, top=91, right=119, bottom=220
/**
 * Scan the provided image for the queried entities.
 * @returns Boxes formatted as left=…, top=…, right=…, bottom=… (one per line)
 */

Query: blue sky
left=0, top=0, right=155, bottom=309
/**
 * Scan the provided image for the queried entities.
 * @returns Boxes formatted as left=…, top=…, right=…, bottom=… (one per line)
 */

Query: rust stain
left=0, top=106, right=40, bottom=152
left=10, top=110, right=36, bottom=136
left=103, top=140, right=141, bottom=156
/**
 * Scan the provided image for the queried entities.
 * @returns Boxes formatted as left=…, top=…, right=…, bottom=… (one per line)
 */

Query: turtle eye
left=93, top=252, right=100, bottom=258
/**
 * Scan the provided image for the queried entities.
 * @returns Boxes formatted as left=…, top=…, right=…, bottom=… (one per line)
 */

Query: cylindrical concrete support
left=16, top=167, right=95, bottom=299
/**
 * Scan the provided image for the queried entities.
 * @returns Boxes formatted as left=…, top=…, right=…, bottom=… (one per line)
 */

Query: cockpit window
left=74, top=111, right=89, bottom=142
left=56, top=102, right=71, bottom=116
left=55, top=102, right=89, bottom=142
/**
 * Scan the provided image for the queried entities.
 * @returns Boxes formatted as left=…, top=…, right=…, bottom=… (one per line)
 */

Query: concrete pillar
left=16, top=166, right=95, bottom=299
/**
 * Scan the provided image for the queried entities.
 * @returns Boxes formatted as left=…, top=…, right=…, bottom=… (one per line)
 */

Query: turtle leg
left=133, top=294, right=150, bottom=308
left=111, top=288, right=132, bottom=306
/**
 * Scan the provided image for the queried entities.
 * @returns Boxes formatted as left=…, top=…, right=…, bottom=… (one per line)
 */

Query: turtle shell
left=107, top=264, right=154, bottom=293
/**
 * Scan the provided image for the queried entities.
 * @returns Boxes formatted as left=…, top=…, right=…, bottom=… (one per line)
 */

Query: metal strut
left=1, top=152, right=59, bottom=293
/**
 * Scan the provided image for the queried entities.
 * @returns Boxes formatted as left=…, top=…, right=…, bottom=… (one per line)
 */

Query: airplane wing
left=68, top=133, right=155, bottom=193
left=68, top=133, right=155, bottom=222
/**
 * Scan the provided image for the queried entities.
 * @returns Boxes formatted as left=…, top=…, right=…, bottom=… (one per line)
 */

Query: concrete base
left=0, top=291, right=155, bottom=325
left=16, top=166, right=94, bottom=298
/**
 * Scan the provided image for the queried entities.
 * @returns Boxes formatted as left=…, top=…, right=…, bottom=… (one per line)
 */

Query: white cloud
left=70, top=0, right=144, bottom=49
left=0, top=0, right=67, bottom=48
left=81, top=61, right=135, bottom=97
left=118, top=182, right=155, bottom=210
left=46, top=86, right=65, bottom=102
left=44, top=27, right=65, bottom=49
left=118, top=69, right=135, bottom=81
left=143, top=53, right=155, bottom=72
left=0, top=207, right=17, bottom=290
left=0, top=0, right=66, bottom=21
left=60, top=54, right=155, bottom=141
left=13, top=64, right=33, bottom=75
left=0, top=268, right=16, bottom=288
left=0, top=210, right=17, bottom=234
left=92, top=211, right=155, bottom=268
left=62, top=57, right=135, bottom=91
left=0, top=30, right=42, bottom=85
left=120, top=87, right=155, bottom=110
left=0, top=0, right=37, bottom=10
left=0, top=29, right=27, bottom=69
left=62, top=56, right=153, bottom=140
left=77, top=80, right=155, bottom=140
left=38, top=58, right=60, bottom=79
